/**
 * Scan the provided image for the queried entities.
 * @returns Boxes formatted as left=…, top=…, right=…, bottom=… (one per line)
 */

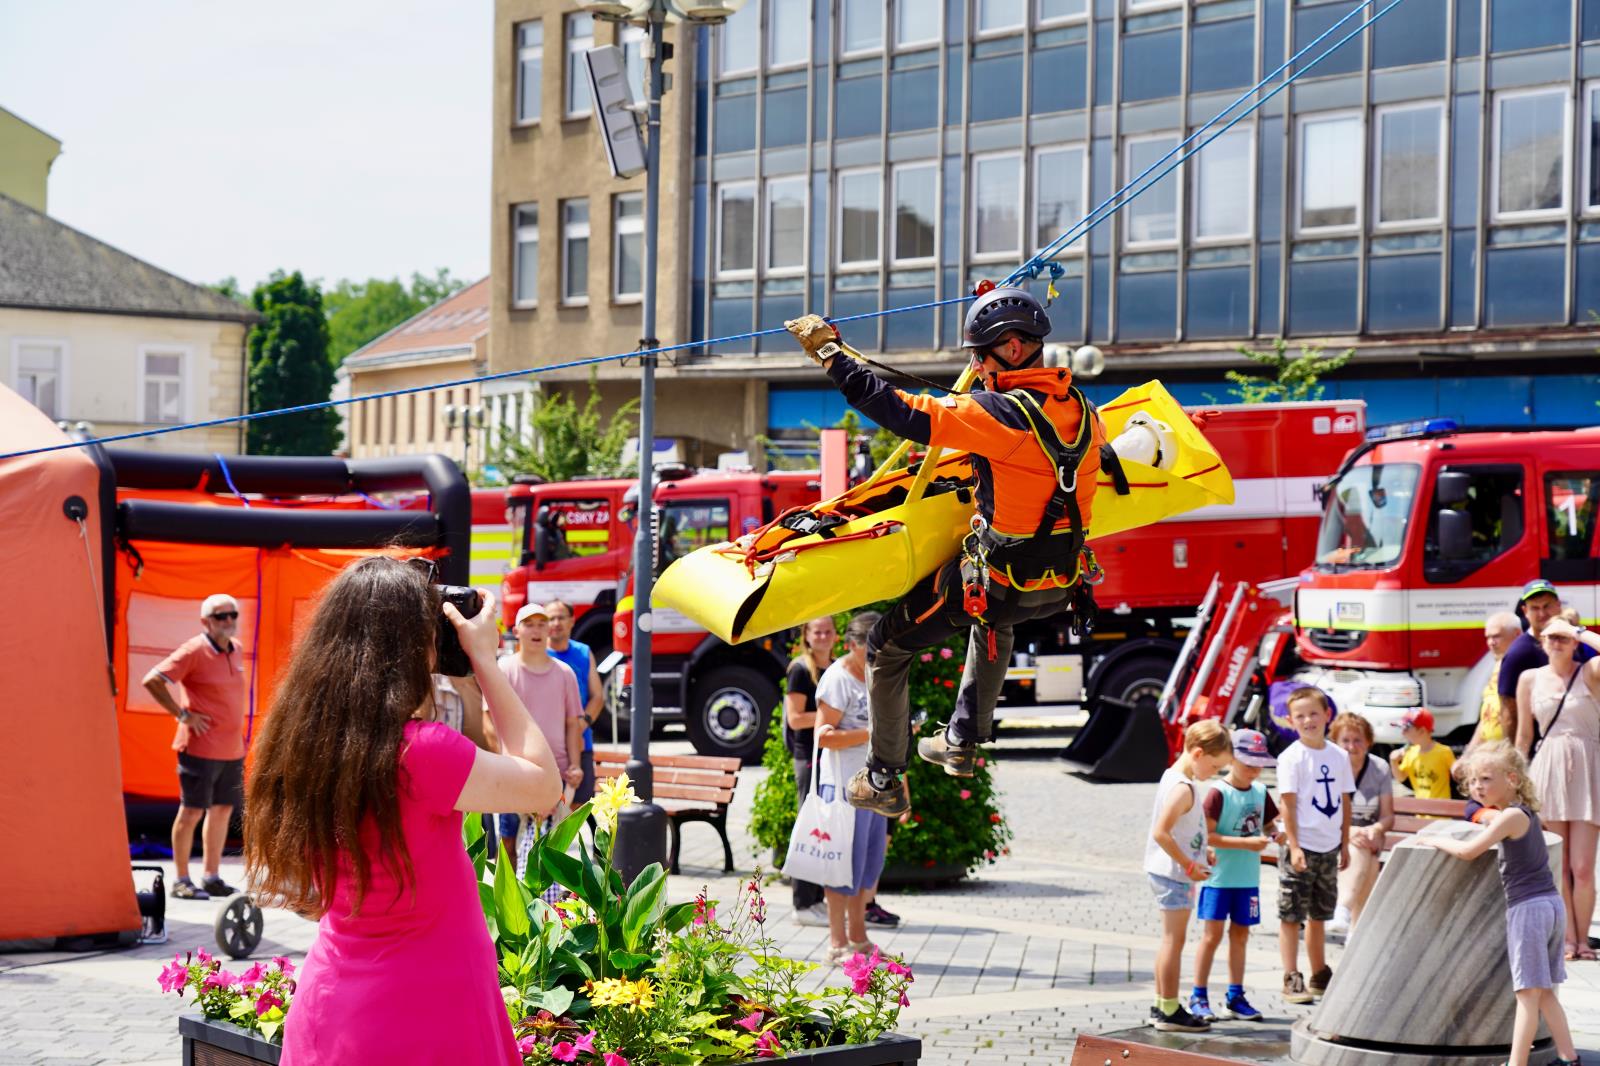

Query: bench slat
left=593, top=765, right=736, bottom=789
left=1393, top=797, right=1468, bottom=818
left=593, top=750, right=741, bottom=772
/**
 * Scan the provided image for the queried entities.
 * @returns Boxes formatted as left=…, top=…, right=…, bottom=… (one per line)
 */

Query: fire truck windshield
left=1315, top=462, right=1421, bottom=570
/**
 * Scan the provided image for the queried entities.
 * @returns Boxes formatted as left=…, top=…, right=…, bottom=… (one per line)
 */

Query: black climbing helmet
left=962, top=284, right=1052, bottom=352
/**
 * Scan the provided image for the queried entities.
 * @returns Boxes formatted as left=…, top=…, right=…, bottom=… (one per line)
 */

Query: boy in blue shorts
left=1189, top=729, right=1280, bottom=1022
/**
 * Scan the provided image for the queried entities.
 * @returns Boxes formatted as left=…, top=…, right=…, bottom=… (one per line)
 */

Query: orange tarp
left=0, top=390, right=140, bottom=941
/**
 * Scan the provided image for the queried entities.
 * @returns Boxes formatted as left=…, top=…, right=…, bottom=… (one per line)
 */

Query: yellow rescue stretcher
left=652, top=377, right=1234, bottom=645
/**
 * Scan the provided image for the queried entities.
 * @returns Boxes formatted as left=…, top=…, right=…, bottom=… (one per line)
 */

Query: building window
left=971, top=152, right=1022, bottom=258
left=896, top=0, right=941, bottom=48
left=1587, top=83, right=1600, bottom=212
left=841, top=0, right=884, bottom=55
left=768, top=0, right=809, bottom=67
left=1193, top=126, right=1253, bottom=242
left=1038, top=0, right=1088, bottom=23
left=13, top=340, right=63, bottom=420
left=1298, top=112, right=1363, bottom=233
left=1127, top=0, right=1182, bottom=10
left=565, top=14, right=593, bottom=119
left=1033, top=145, right=1085, bottom=252
left=1123, top=134, right=1181, bottom=247
left=1493, top=88, right=1569, bottom=220
left=620, top=25, right=646, bottom=103
left=765, top=176, right=807, bottom=273
left=719, top=1, right=759, bottom=76
left=515, top=20, right=542, bottom=124
left=613, top=193, right=644, bottom=301
left=891, top=163, right=937, bottom=265
left=140, top=348, right=184, bottom=424
left=1374, top=102, right=1444, bottom=228
left=976, top=0, right=1025, bottom=34
left=716, top=182, right=756, bottom=276
left=837, top=167, right=882, bottom=268
left=561, top=199, right=589, bottom=304
left=513, top=203, right=538, bottom=307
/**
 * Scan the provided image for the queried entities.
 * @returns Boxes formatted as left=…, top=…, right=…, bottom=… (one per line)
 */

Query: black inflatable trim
left=105, top=450, right=471, bottom=585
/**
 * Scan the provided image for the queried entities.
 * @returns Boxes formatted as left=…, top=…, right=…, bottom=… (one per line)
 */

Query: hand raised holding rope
left=785, top=315, right=844, bottom=368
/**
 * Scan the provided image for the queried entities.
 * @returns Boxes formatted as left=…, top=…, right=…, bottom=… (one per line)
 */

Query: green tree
left=209, top=276, right=247, bottom=304
left=489, top=374, right=638, bottom=482
left=323, top=269, right=468, bottom=366
left=1226, top=338, right=1354, bottom=403
left=246, top=271, right=341, bottom=456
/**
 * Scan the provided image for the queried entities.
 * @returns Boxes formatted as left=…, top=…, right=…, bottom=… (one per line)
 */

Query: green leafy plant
left=155, top=950, right=296, bottom=1044
left=490, top=373, right=640, bottom=483
left=1226, top=338, right=1353, bottom=403
left=246, top=270, right=341, bottom=456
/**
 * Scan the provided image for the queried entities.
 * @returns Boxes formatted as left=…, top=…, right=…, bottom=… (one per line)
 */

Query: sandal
left=1577, top=946, right=1598, bottom=961
left=171, top=877, right=209, bottom=901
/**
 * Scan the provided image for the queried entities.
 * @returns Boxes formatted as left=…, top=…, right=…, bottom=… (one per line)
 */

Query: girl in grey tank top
left=1419, top=743, right=1578, bottom=1066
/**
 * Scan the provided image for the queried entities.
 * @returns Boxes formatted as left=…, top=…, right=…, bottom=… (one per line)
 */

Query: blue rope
left=0, top=0, right=1405, bottom=465
left=213, top=453, right=251, bottom=507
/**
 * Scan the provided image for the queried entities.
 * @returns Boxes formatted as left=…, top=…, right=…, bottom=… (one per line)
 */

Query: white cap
left=514, top=602, right=550, bottom=626
left=200, top=593, right=240, bottom=619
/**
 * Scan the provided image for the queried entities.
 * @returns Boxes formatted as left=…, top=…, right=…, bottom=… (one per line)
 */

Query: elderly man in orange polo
left=143, top=593, right=248, bottom=900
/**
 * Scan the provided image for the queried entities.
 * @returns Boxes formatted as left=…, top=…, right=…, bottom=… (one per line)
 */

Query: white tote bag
left=783, top=731, right=856, bottom=889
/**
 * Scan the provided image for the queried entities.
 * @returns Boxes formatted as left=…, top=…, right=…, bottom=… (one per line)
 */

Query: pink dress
left=281, top=721, right=518, bottom=1065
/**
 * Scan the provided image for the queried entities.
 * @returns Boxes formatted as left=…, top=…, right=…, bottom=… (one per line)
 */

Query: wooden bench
left=1071, top=1034, right=1251, bottom=1065
left=594, top=750, right=741, bottom=875
left=1381, top=795, right=1470, bottom=853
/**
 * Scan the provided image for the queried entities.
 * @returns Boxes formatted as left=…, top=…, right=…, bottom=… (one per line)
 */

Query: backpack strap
left=1002, top=386, right=1095, bottom=539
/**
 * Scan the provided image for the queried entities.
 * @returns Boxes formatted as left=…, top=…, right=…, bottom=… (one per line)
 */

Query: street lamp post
left=578, top=0, right=746, bottom=884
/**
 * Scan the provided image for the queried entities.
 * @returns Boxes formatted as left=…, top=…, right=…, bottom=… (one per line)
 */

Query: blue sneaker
left=1223, top=990, right=1263, bottom=1021
left=1187, top=992, right=1216, bottom=1023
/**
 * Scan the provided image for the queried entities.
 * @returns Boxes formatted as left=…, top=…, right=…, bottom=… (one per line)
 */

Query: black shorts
left=177, top=753, right=244, bottom=810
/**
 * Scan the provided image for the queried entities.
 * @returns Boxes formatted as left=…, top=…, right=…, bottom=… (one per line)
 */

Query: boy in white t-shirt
left=1276, top=687, right=1354, bottom=1005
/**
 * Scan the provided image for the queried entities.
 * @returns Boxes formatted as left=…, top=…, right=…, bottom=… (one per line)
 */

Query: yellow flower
left=592, top=772, right=640, bottom=835
left=585, top=976, right=656, bottom=1011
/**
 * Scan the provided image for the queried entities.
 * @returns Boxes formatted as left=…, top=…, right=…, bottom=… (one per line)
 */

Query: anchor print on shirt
left=1311, top=763, right=1341, bottom=819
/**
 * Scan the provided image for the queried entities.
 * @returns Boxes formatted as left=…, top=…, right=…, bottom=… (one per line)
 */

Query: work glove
left=785, top=314, right=844, bottom=367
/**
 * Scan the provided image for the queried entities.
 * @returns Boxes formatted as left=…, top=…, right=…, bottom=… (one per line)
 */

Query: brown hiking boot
left=1283, top=971, right=1313, bottom=1004
left=917, top=731, right=979, bottom=776
left=1308, top=964, right=1333, bottom=995
left=845, top=767, right=909, bottom=818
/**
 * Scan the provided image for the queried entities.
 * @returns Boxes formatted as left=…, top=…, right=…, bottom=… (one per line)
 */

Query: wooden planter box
left=180, top=1013, right=280, bottom=1065
left=179, top=1012, right=918, bottom=1065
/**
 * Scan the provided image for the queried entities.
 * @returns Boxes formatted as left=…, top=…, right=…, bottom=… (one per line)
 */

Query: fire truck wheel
left=1094, top=655, right=1171, bottom=716
left=686, top=665, right=778, bottom=763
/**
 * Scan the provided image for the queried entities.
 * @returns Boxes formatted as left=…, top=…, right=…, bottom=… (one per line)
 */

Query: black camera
left=433, top=584, right=483, bottom=677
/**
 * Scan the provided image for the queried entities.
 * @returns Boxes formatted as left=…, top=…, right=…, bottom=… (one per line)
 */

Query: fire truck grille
left=1308, top=628, right=1366, bottom=653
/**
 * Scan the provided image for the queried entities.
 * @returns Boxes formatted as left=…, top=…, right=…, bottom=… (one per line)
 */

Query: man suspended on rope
left=785, top=284, right=1111, bottom=817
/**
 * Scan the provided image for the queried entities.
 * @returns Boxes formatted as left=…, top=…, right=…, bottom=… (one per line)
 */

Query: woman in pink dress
left=244, top=557, right=563, bottom=1064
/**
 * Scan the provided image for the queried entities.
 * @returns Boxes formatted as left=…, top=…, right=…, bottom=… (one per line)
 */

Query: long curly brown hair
left=244, top=556, right=438, bottom=918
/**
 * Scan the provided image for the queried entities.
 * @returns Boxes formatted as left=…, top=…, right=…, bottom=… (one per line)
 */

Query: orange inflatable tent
left=0, top=387, right=141, bottom=942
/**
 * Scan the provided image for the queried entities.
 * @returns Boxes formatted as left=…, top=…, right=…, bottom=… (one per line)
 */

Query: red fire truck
left=493, top=400, right=1366, bottom=760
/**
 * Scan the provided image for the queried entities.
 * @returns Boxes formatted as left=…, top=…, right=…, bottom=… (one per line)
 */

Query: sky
left=0, top=0, right=492, bottom=292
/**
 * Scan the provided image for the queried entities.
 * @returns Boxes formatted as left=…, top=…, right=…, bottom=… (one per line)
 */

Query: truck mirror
left=1435, top=470, right=1472, bottom=509
left=1438, top=508, right=1473, bottom=560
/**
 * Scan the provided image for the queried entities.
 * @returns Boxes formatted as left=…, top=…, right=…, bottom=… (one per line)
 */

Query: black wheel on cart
left=214, top=893, right=264, bottom=959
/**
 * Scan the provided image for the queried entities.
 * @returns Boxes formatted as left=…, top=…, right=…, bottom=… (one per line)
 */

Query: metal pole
left=614, top=6, right=670, bottom=882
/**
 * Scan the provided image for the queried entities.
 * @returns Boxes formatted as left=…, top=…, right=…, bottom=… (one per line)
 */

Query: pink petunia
left=755, top=1030, right=782, bottom=1058
left=975, top=757, right=985, bottom=767
left=573, top=1032, right=596, bottom=1054
left=516, top=1035, right=539, bottom=1055
left=255, top=990, right=283, bottom=1017
left=238, top=962, right=267, bottom=989
left=202, top=970, right=237, bottom=991
left=899, top=991, right=911, bottom=1007
left=603, top=1054, right=630, bottom=1066
left=959, top=789, right=972, bottom=800
left=734, top=1011, right=763, bottom=1032
left=157, top=958, right=188, bottom=994
left=196, top=948, right=213, bottom=965
left=842, top=948, right=881, bottom=995
left=551, top=1041, right=578, bottom=1062
left=919, top=653, right=933, bottom=662
left=939, top=647, right=953, bottom=659
left=881, top=957, right=912, bottom=978
left=271, top=956, right=296, bottom=976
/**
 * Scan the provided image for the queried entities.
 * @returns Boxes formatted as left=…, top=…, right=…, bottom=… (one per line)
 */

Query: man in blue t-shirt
left=1498, top=580, right=1593, bottom=750
left=547, top=599, right=603, bottom=805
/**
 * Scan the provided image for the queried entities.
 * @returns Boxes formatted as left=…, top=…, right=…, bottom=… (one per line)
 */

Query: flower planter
left=877, top=861, right=967, bottom=888
left=178, top=1012, right=917, bottom=1066
left=179, top=1013, right=280, bottom=1065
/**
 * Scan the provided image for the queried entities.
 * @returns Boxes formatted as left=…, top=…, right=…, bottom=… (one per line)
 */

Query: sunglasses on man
left=210, top=611, right=240, bottom=621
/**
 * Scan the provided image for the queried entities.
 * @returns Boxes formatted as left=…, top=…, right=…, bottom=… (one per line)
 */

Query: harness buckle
left=1056, top=466, right=1077, bottom=494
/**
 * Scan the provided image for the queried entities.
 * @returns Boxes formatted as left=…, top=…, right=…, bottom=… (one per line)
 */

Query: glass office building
left=685, top=0, right=1600, bottom=445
